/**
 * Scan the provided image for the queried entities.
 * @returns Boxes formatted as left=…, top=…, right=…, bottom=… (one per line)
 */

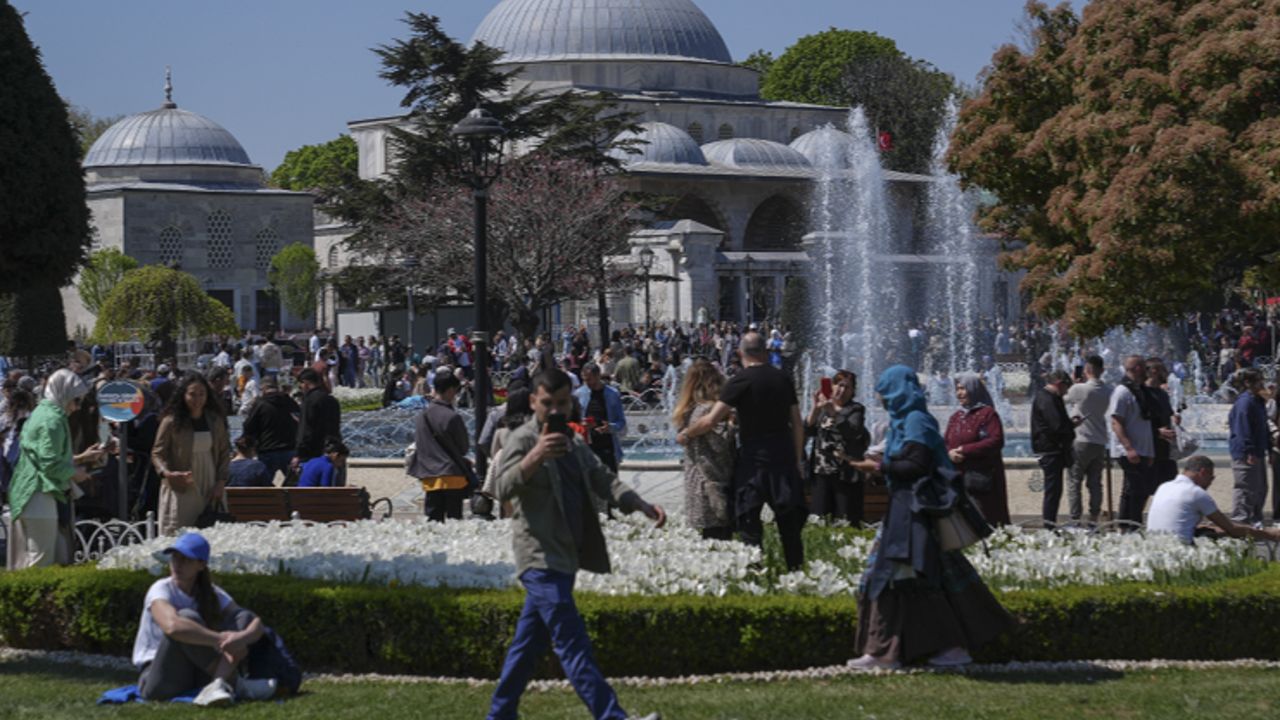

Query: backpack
left=0, top=418, right=26, bottom=500
left=246, top=624, right=303, bottom=695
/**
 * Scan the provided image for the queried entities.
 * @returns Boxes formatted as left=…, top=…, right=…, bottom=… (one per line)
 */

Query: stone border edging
left=6, top=647, right=1280, bottom=689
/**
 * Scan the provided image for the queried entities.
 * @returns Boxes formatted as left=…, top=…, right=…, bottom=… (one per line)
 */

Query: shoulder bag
left=422, top=410, right=479, bottom=492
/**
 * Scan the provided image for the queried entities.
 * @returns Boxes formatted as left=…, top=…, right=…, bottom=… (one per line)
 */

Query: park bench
left=224, top=486, right=390, bottom=523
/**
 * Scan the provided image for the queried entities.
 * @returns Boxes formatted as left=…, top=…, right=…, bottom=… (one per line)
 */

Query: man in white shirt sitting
left=1147, top=455, right=1280, bottom=544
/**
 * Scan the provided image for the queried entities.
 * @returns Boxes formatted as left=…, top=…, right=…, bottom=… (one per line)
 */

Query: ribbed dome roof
left=608, top=122, right=708, bottom=165
left=472, top=0, right=733, bottom=65
left=83, top=106, right=254, bottom=168
left=789, top=126, right=856, bottom=169
left=702, top=138, right=812, bottom=168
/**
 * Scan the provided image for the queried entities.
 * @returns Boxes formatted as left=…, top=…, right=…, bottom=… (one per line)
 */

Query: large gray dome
left=472, top=0, right=733, bottom=65
left=84, top=106, right=254, bottom=168
left=608, top=122, right=708, bottom=165
left=702, top=138, right=812, bottom=168
left=789, top=126, right=856, bottom=169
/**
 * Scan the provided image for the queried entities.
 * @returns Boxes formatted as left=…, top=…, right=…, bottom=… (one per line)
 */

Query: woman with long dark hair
left=847, top=366, right=1012, bottom=670
left=132, top=532, right=277, bottom=705
left=151, top=373, right=230, bottom=535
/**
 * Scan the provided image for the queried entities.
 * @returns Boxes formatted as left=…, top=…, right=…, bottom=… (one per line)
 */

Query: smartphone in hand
left=820, top=377, right=834, bottom=398
left=546, top=411, right=569, bottom=436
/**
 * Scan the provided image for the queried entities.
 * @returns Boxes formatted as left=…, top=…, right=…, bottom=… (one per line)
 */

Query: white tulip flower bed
left=97, top=516, right=1257, bottom=597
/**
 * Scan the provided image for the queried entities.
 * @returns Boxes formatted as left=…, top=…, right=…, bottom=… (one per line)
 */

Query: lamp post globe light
left=639, top=246, right=655, bottom=329
left=450, top=105, right=505, bottom=480
left=401, top=257, right=418, bottom=354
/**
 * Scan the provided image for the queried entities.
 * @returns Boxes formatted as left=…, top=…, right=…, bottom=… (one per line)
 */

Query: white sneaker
left=235, top=676, right=278, bottom=701
left=193, top=678, right=235, bottom=707
left=927, top=647, right=973, bottom=667
left=846, top=653, right=900, bottom=672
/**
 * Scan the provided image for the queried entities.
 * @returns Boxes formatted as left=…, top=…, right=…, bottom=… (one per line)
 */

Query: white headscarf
left=43, top=368, right=90, bottom=411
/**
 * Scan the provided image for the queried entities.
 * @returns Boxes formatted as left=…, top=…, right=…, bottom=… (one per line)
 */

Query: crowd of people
left=6, top=309, right=1280, bottom=711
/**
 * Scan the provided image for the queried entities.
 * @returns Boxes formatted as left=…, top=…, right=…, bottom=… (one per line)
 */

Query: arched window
left=158, top=226, right=183, bottom=266
left=789, top=127, right=802, bottom=142
left=717, top=123, right=734, bottom=140
left=327, top=245, right=339, bottom=268
left=686, top=122, right=704, bottom=143
left=255, top=227, right=280, bottom=269
left=206, top=210, right=233, bottom=269
left=658, top=194, right=723, bottom=232
left=744, top=195, right=805, bottom=250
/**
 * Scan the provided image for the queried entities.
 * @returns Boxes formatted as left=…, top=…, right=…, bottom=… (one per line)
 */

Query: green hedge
left=3, top=566, right=1280, bottom=677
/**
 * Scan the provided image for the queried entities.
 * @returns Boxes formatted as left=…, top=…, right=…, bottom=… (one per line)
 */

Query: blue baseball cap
left=161, top=532, right=210, bottom=563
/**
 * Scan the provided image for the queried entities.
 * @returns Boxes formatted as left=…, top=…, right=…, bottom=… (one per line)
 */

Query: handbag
left=195, top=496, right=235, bottom=528
left=1172, top=423, right=1200, bottom=461
left=935, top=511, right=983, bottom=552
left=962, top=469, right=993, bottom=493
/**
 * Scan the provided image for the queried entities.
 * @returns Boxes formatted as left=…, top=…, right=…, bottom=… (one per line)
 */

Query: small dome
left=608, top=122, right=708, bottom=165
left=702, top=138, right=812, bottom=168
left=789, top=126, right=856, bottom=169
left=473, top=0, right=733, bottom=65
left=84, top=106, right=254, bottom=168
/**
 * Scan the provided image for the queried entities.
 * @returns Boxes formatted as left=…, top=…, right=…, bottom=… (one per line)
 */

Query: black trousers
left=811, top=472, right=864, bottom=525
left=1037, top=451, right=1070, bottom=525
left=738, top=504, right=806, bottom=571
left=424, top=489, right=466, bottom=522
left=1117, top=457, right=1155, bottom=527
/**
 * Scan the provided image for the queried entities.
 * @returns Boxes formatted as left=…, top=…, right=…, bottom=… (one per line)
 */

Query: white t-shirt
left=132, top=577, right=234, bottom=667
left=1146, top=474, right=1219, bottom=544
left=1107, top=384, right=1154, bottom=459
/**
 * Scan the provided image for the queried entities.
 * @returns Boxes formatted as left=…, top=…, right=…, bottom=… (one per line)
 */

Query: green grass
left=5, top=655, right=1278, bottom=719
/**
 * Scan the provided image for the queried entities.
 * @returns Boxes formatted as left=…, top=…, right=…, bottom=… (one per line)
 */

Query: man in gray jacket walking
left=407, top=373, right=471, bottom=521
left=487, top=369, right=664, bottom=720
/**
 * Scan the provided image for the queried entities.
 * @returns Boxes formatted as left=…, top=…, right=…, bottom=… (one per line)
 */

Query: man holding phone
left=488, top=369, right=664, bottom=720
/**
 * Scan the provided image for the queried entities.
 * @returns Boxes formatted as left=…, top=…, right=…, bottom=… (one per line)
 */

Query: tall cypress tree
left=0, top=1, right=92, bottom=295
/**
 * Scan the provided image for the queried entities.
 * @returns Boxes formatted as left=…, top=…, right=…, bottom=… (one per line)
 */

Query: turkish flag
left=878, top=131, right=894, bottom=152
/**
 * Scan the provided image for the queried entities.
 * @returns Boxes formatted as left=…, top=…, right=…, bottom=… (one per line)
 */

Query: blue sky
left=15, top=0, right=1085, bottom=173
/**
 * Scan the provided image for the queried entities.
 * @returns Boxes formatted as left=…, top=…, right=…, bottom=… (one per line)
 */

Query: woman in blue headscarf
left=847, top=365, right=1012, bottom=670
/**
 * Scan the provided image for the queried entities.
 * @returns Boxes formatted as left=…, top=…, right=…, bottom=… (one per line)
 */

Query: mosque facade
left=334, top=0, right=1019, bottom=336
left=63, top=77, right=314, bottom=338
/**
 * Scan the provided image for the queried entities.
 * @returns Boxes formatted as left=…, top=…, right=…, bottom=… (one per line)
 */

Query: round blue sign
left=97, top=381, right=144, bottom=422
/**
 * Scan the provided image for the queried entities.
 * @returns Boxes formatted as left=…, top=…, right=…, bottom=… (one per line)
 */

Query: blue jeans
left=257, top=449, right=295, bottom=485
left=487, top=569, right=626, bottom=720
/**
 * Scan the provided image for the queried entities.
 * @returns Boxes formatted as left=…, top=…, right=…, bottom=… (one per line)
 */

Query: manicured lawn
left=4, top=656, right=1278, bottom=719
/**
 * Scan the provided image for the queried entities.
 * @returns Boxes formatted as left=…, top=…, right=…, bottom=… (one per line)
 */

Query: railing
left=73, top=514, right=158, bottom=564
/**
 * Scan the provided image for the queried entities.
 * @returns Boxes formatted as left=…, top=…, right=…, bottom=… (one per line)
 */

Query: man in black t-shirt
left=677, top=332, right=806, bottom=570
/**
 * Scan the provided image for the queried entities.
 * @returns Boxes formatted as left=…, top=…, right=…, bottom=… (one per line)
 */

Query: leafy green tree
left=65, top=102, right=123, bottom=158
left=332, top=12, right=644, bottom=331
left=760, top=29, right=899, bottom=106
left=267, top=243, right=320, bottom=321
left=740, top=49, right=775, bottom=75
left=759, top=28, right=954, bottom=173
left=0, top=3, right=92, bottom=295
left=93, top=266, right=238, bottom=361
left=0, top=286, right=68, bottom=363
left=269, top=135, right=359, bottom=197
left=77, top=248, right=139, bottom=316
left=947, top=0, right=1280, bottom=337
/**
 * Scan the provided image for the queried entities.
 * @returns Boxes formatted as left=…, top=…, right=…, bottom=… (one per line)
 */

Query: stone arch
left=327, top=245, right=340, bottom=268
left=789, top=126, right=802, bottom=142
left=717, top=123, right=734, bottom=140
left=658, top=193, right=725, bottom=232
left=744, top=195, right=805, bottom=250
left=686, top=122, right=704, bottom=143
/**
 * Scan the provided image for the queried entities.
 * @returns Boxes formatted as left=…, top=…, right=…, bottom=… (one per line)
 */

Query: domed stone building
left=65, top=75, right=314, bottom=336
left=337, top=0, right=1015, bottom=332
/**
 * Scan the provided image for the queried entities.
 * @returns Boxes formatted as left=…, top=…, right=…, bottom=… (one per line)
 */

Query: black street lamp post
left=639, top=247, right=655, bottom=329
left=451, top=106, right=506, bottom=480
left=402, top=257, right=418, bottom=354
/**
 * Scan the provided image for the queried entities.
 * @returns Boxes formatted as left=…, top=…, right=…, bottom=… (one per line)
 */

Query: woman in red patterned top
left=943, top=372, right=1011, bottom=525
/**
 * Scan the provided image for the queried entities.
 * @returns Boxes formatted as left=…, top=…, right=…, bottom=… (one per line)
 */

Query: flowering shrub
left=98, top=516, right=1259, bottom=596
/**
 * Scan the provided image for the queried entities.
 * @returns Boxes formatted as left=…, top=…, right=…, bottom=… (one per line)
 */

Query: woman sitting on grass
left=131, top=532, right=277, bottom=706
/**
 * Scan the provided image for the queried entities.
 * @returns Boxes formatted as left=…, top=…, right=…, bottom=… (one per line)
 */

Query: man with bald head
left=677, top=331, right=806, bottom=570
